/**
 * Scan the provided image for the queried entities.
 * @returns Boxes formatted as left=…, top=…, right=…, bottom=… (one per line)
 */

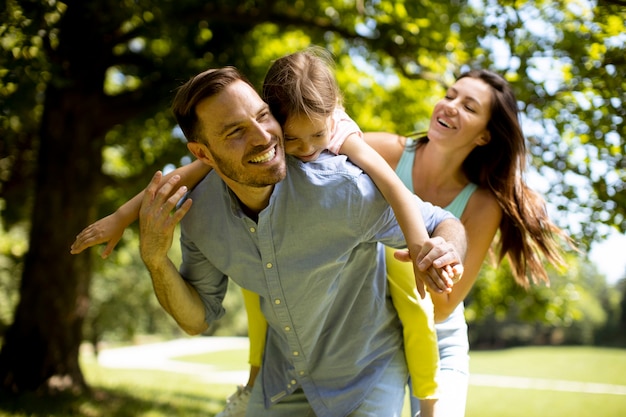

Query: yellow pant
left=241, top=246, right=439, bottom=399
left=241, top=287, right=267, bottom=368
left=385, top=246, right=440, bottom=399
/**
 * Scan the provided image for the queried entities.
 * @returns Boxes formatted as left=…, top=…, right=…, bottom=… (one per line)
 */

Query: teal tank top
left=395, top=142, right=477, bottom=218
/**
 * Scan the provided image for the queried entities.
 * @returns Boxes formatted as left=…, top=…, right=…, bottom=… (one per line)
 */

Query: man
left=139, top=66, right=466, bottom=417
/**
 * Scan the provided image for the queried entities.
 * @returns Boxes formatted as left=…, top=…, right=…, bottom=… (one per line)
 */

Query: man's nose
left=249, top=120, right=273, bottom=144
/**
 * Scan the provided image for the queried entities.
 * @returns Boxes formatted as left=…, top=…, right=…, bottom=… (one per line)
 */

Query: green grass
left=466, top=346, right=626, bottom=417
left=0, top=345, right=624, bottom=416
left=0, top=352, right=232, bottom=417
left=469, top=346, right=626, bottom=384
left=175, top=345, right=626, bottom=417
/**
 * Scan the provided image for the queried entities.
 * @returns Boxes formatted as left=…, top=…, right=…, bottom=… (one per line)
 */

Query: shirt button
left=266, top=262, right=273, bottom=269
left=291, top=379, right=297, bottom=385
left=274, top=299, right=281, bottom=305
left=299, top=371, right=305, bottom=376
left=249, top=227, right=256, bottom=233
left=284, top=326, right=291, bottom=331
left=293, top=351, right=299, bottom=356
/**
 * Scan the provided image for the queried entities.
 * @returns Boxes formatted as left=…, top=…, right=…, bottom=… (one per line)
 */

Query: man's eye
left=284, top=136, right=296, bottom=142
left=226, top=128, right=242, bottom=138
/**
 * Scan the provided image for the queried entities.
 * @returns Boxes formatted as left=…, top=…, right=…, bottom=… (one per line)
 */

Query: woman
left=365, top=69, right=570, bottom=416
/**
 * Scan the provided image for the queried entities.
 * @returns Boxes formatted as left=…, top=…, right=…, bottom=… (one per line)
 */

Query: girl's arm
left=340, top=134, right=454, bottom=297
left=70, top=159, right=211, bottom=258
left=364, top=131, right=500, bottom=321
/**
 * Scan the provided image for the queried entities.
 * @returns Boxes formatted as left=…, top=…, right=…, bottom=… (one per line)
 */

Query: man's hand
left=395, top=236, right=464, bottom=298
left=139, top=171, right=193, bottom=268
left=137, top=171, right=208, bottom=335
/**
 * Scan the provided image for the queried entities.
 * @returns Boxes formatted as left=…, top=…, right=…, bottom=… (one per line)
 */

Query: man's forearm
left=138, top=170, right=205, bottom=334
left=146, top=258, right=209, bottom=335
left=433, top=218, right=467, bottom=261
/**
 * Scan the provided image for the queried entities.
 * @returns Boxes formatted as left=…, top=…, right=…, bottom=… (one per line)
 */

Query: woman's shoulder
left=464, top=186, right=501, bottom=222
left=363, top=132, right=406, bottom=167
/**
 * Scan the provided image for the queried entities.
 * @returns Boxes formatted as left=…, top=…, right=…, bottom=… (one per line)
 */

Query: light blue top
left=179, top=153, right=456, bottom=417
left=395, top=142, right=477, bottom=218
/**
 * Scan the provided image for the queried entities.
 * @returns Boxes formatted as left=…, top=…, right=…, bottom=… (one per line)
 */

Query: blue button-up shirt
left=179, top=153, right=455, bottom=417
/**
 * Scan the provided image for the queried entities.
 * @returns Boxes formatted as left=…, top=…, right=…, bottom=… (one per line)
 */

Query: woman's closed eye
left=258, top=110, right=271, bottom=122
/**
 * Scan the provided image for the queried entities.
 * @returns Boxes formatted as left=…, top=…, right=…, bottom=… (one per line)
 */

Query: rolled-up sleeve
left=353, top=169, right=456, bottom=248
left=179, top=233, right=228, bottom=324
left=416, top=195, right=457, bottom=233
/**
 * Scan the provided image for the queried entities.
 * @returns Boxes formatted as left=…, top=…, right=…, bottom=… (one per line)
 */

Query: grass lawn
left=0, top=348, right=233, bottom=417
left=179, top=345, right=626, bottom=417
left=466, top=346, right=626, bottom=417
left=0, top=344, right=624, bottom=416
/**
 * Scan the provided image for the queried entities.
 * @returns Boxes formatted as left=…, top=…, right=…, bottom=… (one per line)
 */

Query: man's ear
left=187, top=142, right=214, bottom=165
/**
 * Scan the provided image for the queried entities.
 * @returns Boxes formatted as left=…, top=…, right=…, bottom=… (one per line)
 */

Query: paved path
left=98, top=337, right=249, bottom=384
left=98, top=337, right=626, bottom=396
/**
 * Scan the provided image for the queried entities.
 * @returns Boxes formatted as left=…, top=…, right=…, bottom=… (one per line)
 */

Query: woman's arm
left=340, top=134, right=454, bottom=297
left=70, top=159, right=211, bottom=258
left=430, top=188, right=501, bottom=322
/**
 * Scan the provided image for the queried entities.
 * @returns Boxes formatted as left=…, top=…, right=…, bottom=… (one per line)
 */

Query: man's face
left=193, top=80, right=286, bottom=188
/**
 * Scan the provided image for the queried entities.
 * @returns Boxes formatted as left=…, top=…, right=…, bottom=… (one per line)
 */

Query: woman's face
left=428, top=77, right=493, bottom=150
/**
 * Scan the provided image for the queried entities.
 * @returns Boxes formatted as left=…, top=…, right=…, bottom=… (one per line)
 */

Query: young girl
left=72, top=47, right=459, bottom=417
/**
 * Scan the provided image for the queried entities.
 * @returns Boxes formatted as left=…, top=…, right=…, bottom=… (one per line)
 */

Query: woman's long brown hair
left=411, top=69, right=573, bottom=287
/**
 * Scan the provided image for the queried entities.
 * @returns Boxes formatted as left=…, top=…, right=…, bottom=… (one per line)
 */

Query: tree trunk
left=0, top=85, right=103, bottom=394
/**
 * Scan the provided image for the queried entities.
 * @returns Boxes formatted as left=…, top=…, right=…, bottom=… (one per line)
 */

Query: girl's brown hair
left=262, top=46, right=341, bottom=126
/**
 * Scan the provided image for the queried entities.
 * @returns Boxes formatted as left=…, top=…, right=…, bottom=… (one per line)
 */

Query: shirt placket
left=253, top=215, right=310, bottom=403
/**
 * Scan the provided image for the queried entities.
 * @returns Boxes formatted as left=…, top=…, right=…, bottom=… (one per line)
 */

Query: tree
left=1, top=0, right=624, bottom=394
left=466, top=252, right=615, bottom=347
left=0, top=0, right=264, bottom=393
left=617, top=277, right=626, bottom=343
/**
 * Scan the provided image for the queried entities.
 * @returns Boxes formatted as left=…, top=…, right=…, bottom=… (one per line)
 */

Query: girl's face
left=428, top=77, right=493, bottom=150
left=282, top=113, right=333, bottom=162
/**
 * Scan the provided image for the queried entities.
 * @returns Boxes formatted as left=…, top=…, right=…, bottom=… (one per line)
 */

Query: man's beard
left=210, top=143, right=286, bottom=188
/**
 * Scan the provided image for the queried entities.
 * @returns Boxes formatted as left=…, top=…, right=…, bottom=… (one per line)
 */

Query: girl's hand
left=70, top=212, right=126, bottom=258
left=394, top=249, right=450, bottom=298
left=394, top=236, right=464, bottom=298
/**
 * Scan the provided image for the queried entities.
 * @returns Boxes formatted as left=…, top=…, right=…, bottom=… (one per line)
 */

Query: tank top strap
left=395, top=141, right=416, bottom=193
left=445, top=183, right=478, bottom=219
left=396, top=139, right=478, bottom=218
